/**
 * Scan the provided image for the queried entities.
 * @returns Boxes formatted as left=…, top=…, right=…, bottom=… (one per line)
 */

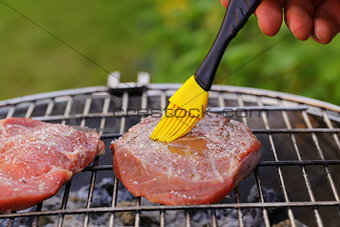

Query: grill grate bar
left=303, top=111, right=340, bottom=201
left=159, top=210, right=165, bottom=227
left=134, top=198, right=141, bottom=227
left=97, top=96, right=116, bottom=227
left=160, top=91, right=167, bottom=111
left=210, top=210, right=217, bottom=227
left=240, top=94, right=271, bottom=227
left=82, top=159, right=340, bottom=172
left=185, top=210, right=191, bottom=227
left=81, top=97, right=96, bottom=227
left=281, top=107, right=324, bottom=227
left=85, top=95, right=110, bottom=226
left=302, top=111, right=340, bottom=202
left=24, top=101, right=44, bottom=227
left=220, top=92, right=244, bottom=227
left=119, top=91, right=142, bottom=227
left=1, top=201, right=340, bottom=218
left=234, top=187, right=244, bottom=227
left=134, top=90, right=150, bottom=227
left=99, top=129, right=340, bottom=140
left=252, top=128, right=340, bottom=133
left=56, top=97, right=73, bottom=227
left=254, top=168, right=271, bottom=227
left=158, top=90, right=169, bottom=227
left=120, top=92, right=129, bottom=135
left=57, top=181, right=72, bottom=227
left=237, top=94, right=248, bottom=125
left=116, top=91, right=130, bottom=226
left=20, top=103, right=36, bottom=225
left=31, top=203, right=42, bottom=227
left=62, top=96, right=73, bottom=125
left=100, top=97, right=111, bottom=132
left=322, top=110, right=340, bottom=153
left=83, top=157, right=100, bottom=227
left=5, top=106, right=15, bottom=118
left=258, top=97, right=297, bottom=227
left=177, top=88, right=191, bottom=227
left=24, top=103, right=35, bottom=118
left=259, top=160, right=340, bottom=166
left=109, top=177, right=119, bottom=227
left=44, top=99, right=55, bottom=117
left=80, top=97, right=92, bottom=127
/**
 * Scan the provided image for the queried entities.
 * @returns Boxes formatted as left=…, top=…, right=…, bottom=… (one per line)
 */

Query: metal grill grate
left=0, top=73, right=339, bottom=227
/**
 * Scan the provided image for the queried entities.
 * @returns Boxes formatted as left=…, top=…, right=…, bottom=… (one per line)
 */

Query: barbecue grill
left=0, top=72, right=339, bottom=227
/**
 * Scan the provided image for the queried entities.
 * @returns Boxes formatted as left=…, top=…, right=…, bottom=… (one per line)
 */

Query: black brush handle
left=195, top=0, right=260, bottom=91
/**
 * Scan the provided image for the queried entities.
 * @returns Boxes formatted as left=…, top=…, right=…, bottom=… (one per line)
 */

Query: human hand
left=220, top=0, right=340, bottom=44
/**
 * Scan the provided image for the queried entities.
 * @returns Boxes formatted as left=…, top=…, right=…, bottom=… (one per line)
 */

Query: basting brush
left=151, top=0, right=260, bottom=142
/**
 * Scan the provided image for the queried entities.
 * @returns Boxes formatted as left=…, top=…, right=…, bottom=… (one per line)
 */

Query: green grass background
left=0, top=0, right=339, bottom=104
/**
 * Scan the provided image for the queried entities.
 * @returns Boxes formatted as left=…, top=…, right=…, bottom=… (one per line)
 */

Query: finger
left=255, top=0, right=285, bottom=36
left=220, top=0, right=229, bottom=8
left=284, top=0, right=315, bottom=41
left=312, top=0, right=340, bottom=44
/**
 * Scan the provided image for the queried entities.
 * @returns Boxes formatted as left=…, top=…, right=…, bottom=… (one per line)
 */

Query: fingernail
left=314, top=28, right=322, bottom=42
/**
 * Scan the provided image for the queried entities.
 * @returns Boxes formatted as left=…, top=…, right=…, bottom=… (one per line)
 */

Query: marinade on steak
left=111, top=114, right=261, bottom=205
left=0, top=118, right=104, bottom=212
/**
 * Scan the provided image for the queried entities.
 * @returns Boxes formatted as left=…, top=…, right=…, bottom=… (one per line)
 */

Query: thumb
left=220, top=0, right=229, bottom=8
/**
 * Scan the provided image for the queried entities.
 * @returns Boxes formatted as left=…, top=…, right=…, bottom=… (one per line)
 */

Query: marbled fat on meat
left=111, top=114, right=262, bottom=205
left=0, top=118, right=104, bottom=212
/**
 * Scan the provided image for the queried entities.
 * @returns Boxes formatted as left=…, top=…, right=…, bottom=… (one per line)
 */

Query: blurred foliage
left=0, top=0, right=339, bottom=104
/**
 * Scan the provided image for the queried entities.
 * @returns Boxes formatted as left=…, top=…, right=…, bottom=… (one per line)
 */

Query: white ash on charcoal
left=273, top=219, right=308, bottom=227
left=0, top=206, right=36, bottom=227
left=0, top=178, right=307, bottom=227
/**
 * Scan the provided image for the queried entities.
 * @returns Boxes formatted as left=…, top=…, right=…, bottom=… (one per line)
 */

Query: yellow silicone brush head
left=150, top=103, right=201, bottom=142
left=150, top=76, right=208, bottom=142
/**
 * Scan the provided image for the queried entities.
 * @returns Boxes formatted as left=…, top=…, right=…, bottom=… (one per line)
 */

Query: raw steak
left=111, top=114, right=261, bottom=205
left=0, top=118, right=104, bottom=212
